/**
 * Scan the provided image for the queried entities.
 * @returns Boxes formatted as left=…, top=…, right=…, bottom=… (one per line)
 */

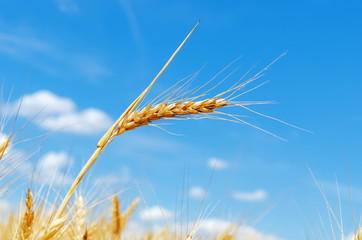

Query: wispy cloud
left=0, top=30, right=111, bottom=81
left=207, top=157, right=228, bottom=170
left=71, top=54, right=112, bottom=80
left=189, top=186, right=206, bottom=199
left=0, top=32, right=53, bottom=57
left=94, top=166, right=131, bottom=187
left=232, top=189, right=268, bottom=202
left=320, top=180, right=362, bottom=202
left=119, top=0, right=145, bottom=53
left=7, top=90, right=113, bottom=135
left=55, top=0, right=79, bottom=13
left=115, top=132, right=184, bottom=159
left=139, top=206, right=173, bottom=222
left=36, top=151, right=73, bottom=186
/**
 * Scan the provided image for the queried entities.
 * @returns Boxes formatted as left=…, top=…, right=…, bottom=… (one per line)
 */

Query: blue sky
left=1, top=0, right=362, bottom=239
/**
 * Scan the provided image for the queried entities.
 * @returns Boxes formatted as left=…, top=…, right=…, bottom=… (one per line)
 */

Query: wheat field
left=0, top=20, right=361, bottom=240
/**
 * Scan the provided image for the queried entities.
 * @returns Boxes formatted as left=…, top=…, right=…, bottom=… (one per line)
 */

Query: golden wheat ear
left=54, top=21, right=199, bottom=220
left=111, top=196, right=140, bottom=238
left=0, top=137, right=9, bottom=160
left=111, top=196, right=121, bottom=238
left=18, top=188, right=34, bottom=240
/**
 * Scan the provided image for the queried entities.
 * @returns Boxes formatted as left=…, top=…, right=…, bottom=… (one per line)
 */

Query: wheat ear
left=36, top=217, right=67, bottom=240
left=119, top=198, right=140, bottom=232
left=111, top=196, right=140, bottom=238
left=54, top=22, right=199, bottom=220
left=111, top=196, right=121, bottom=238
left=71, top=195, right=86, bottom=240
left=0, top=137, right=9, bottom=160
left=83, top=229, right=88, bottom=240
left=20, top=189, right=34, bottom=240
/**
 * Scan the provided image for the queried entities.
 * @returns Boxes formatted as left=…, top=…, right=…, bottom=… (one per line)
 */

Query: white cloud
left=140, top=206, right=173, bottom=222
left=189, top=186, right=206, bottom=199
left=41, top=108, right=112, bottom=134
left=197, top=218, right=230, bottom=236
left=37, top=151, right=73, bottom=186
left=198, top=218, right=280, bottom=240
left=207, top=157, right=228, bottom=170
left=8, top=90, right=113, bottom=135
left=15, top=90, right=75, bottom=116
left=232, top=189, right=268, bottom=202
